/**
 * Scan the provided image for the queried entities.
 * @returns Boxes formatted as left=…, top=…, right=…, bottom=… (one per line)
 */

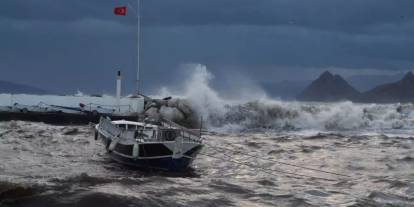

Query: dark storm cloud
left=2, top=0, right=413, bottom=29
left=0, top=0, right=413, bottom=93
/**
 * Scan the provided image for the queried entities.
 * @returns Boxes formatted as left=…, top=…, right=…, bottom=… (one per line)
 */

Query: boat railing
left=99, top=116, right=202, bottom=143
left=160, top=118, right=202, bottom=142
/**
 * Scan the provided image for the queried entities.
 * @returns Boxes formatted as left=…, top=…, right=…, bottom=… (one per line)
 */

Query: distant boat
left=95, top=117, right=203, bottom=171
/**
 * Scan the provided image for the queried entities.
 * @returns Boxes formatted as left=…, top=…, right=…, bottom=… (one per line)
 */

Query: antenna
left=136, top=0, right=141, bottom=95
left=199, top=116, right=203, bottom=137
left=116, top=70, right=122, bottom=112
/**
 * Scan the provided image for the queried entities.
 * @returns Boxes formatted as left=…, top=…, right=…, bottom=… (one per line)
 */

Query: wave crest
left=154, top=64, right=414, bottom=134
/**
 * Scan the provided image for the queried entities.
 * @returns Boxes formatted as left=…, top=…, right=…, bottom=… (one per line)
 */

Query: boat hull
left=107, top=151, right=194, bottom=171
left=100, top=134, right=202, bottom=171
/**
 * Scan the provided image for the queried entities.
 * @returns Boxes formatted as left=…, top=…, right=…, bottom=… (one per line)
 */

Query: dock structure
left=0, top=93, right=145, bottom=125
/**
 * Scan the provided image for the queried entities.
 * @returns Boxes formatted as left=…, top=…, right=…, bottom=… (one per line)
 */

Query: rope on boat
left=199, top=151, right=338, bottom=182
left=203, top=142, right=351, bottom=178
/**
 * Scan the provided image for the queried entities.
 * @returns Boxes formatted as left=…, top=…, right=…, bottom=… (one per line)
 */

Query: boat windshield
left=115, top=123, right=154, bottom=130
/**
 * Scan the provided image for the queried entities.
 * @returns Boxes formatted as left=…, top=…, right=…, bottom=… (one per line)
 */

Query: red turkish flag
left=114, top=6, right=127, bottom=16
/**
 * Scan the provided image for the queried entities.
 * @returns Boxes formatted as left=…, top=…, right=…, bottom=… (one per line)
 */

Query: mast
left=136, top=0, right=141, bottom=95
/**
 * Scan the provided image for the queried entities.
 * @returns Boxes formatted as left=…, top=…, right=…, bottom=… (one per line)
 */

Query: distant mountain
left=261, top=80, right=311, bottom=99
left=0, top=80, right=49, bottom=94
left=297, top=71, right=361, bottom=102
left=261, top=73, right=405, bottom=99
left=361, top=72, right=414, bottom=103
left=346, top=73, right=405, bottom=92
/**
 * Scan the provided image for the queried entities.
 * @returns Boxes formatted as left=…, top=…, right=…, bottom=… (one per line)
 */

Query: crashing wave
left=151, top=64, right=414, bottom=133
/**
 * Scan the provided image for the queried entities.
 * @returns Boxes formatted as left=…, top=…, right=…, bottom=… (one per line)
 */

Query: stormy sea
left=1, top=66, right=414, bottom=206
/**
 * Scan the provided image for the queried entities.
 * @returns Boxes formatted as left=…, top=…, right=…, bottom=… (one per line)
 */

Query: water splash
left=153, top=64, right=414, bottom=135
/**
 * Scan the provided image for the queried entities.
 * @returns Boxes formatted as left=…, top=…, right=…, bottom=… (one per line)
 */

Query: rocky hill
left=297, top=71, right=361, bottom=102
left=361, top=72, right=414, bottom=103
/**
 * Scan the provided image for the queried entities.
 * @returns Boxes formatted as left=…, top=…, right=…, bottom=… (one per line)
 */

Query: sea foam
left=153, top=64, right=414, bottom=135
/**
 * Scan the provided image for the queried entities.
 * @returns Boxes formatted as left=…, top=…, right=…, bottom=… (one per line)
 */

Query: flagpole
left=136, top=0, right=141, bottom=95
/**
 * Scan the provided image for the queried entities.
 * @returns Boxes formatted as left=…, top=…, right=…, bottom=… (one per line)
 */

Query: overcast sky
left=1, top=0, right=413, bottom=94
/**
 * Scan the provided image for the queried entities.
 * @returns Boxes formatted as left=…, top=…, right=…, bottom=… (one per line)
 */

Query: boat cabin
left=112, top=120, right=180, bottom=142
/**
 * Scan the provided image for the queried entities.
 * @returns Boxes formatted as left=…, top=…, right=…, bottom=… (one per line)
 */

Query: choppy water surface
left=1, top=120, right=413, bottom=207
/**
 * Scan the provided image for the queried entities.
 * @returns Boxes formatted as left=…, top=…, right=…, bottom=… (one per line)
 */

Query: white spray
left=153, top=64, right=414, bottom=135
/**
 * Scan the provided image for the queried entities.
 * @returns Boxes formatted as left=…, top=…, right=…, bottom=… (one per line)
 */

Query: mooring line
left=202, top=144, right=341, bottom=182
left=200, top=152, right=300, bottom=180
left=202, top=150, right=369, bottom=205
left=199, top=152, right=338, bottom=182
left=204, top=142, right=351, bottom=178
left=210, top=146, right=340, bottom=181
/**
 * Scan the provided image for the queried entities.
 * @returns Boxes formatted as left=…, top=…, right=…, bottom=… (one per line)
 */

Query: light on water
left=2, top=120, right=414, bottom=206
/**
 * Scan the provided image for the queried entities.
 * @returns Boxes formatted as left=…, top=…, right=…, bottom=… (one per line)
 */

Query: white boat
left=95, top=117, right=203, bottom=171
